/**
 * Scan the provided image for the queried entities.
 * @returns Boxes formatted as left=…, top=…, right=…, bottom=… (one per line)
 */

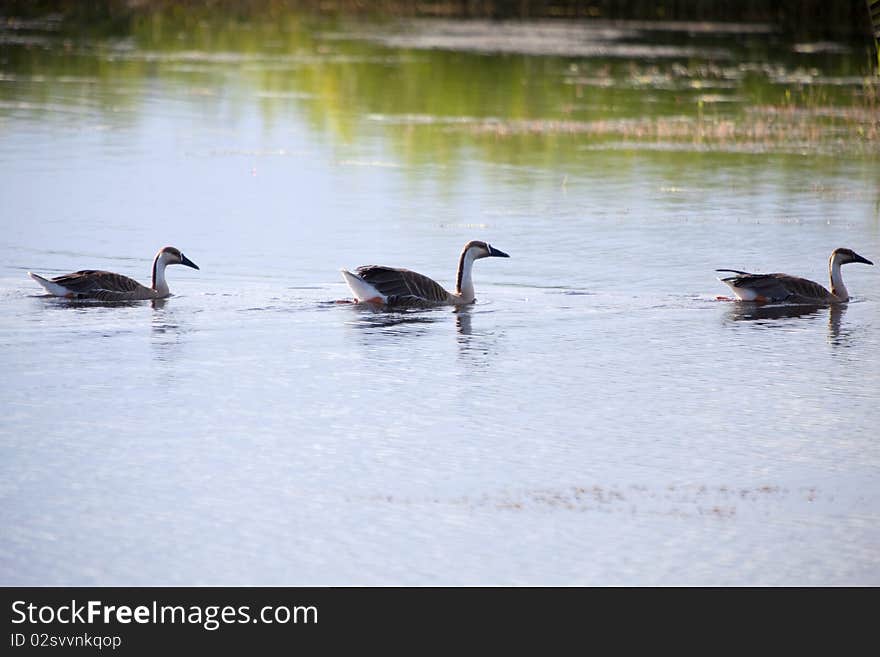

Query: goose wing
left=355, top=265, right=451, bottom=306
left=717, top=270, right=832, bottom=302
left=51, top=270, right=155, bottom=301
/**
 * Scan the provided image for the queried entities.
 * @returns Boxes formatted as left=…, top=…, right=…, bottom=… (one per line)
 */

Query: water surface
left=1, top=11, right=878, bottom=585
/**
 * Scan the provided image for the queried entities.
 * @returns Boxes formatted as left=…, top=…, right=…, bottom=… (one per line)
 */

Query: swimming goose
left=28, top=246, right=199, bottom=301
left=341, top=240, right=510, bottom=307
left=717, top=248, right=872, bottom=303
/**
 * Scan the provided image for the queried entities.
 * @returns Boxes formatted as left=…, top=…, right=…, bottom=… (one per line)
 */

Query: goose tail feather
left=28, top=272, right=70, bottom=297
left=340, top=269, right=386, bottom=303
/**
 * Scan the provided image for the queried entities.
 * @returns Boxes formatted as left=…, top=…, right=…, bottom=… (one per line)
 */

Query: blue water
left=1, top=14, right=878, bottom=585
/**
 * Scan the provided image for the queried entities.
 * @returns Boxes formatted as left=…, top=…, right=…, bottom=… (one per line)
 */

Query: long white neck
left=829, top=255, right=848, bottom=301
left=152, top=253, right=171, bottom=297
left=455, top=248, right=478, bottom=303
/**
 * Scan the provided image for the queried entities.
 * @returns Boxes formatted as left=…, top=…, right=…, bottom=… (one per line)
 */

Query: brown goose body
left=28, top=246, right=199, bottom=301
left=341, top=240, right=510, bottom=307
left=717, top=248, right=872, bottom=303
left=350, top=265, right=457, bottom=308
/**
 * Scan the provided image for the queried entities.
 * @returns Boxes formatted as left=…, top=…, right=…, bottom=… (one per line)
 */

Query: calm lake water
left=1, top=11, right=878, bottom=585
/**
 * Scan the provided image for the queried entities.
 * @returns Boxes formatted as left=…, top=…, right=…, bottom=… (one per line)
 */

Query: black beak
left=488, top=245, right=510, bottom=258
left=180, top=254, right=199, bottom=270
left=853, top=253, right=873, bottom=266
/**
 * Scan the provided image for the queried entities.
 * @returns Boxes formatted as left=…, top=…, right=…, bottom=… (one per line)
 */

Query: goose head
left=831, top=248, right=873, bottom=267
left=156, top=246, right=199, bottom=270
left=463, top=240, right=510, bottom=260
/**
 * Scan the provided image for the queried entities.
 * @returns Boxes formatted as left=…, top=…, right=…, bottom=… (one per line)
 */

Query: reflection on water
left=343, top=303, right=503, bottom=370
left=38, top=297, right=145, bottom=310
left=1, top=6, right=877, bottom=166
left=723, top=302, right=850, bottom=346
left=454, top=308, right=501, bottom=369
left=725, top=302, right=827, bottom=323
left=826, top=305, right=850, bottom=347
left=150, top=299, right=188, bottom=366
left=455, top=307, right=472, bottom=336
left=346, top=305, right=448, bottom=334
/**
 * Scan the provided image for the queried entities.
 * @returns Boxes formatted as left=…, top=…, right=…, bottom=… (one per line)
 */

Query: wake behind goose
left=28, top=246, right=199, bottom=301
left=341, top=240, right=510, bottom=307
